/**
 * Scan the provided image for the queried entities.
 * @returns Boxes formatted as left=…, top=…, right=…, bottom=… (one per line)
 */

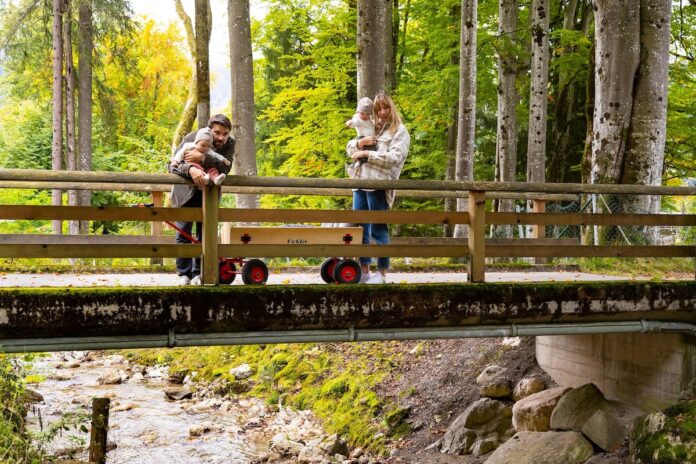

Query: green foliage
left=0, top=354, right=42, bottom=463
left=666, top=2, right=696, bottom=181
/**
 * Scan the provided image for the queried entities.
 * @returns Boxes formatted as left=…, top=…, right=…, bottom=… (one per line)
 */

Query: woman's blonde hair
left=373, top=91, right=402, bottom=135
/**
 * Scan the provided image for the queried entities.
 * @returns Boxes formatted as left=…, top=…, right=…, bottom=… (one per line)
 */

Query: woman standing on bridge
left=346, top=91, right=411, bottom=284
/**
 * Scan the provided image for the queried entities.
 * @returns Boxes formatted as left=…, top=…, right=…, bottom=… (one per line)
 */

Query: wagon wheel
left=218, top=260, right=237, bottom=284
left=320, top=258, right=338, bottom=283
left=333, top=259, right=361, bottom=284
left=242, top=258, right=269, bottom=285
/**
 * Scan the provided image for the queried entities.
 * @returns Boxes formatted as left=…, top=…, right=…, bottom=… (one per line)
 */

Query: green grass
left=576, top=257, right=694, bottom=279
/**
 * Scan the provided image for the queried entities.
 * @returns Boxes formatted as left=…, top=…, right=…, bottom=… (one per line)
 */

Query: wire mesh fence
left=487, top=195, right=695, bottom=248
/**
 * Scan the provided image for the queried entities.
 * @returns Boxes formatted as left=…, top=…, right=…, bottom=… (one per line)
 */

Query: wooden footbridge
left=0, top=168, right=694, bottom=352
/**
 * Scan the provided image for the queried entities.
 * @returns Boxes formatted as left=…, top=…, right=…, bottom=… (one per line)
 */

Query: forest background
left=0, top=0, right=693, bottom=237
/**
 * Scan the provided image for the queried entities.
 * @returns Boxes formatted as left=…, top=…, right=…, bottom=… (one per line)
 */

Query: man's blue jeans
left=175, top=191, right=202, bottom=278
left=353, top=189, right=390, bottom=270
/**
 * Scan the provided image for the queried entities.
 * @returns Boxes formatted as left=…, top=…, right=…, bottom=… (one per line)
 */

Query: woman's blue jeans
left=353, top=189, right=390, bottom=270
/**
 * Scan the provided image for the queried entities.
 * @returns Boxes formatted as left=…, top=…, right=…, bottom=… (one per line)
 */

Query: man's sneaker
left=366, top=272, right=386, bottom=284
left=178, top=275, right=191, bottom=286
left=190, top=275, right=202, bottom=285
left=359, top=272, right=371, bottom=284
left=213, top=173, right=226, bottom=186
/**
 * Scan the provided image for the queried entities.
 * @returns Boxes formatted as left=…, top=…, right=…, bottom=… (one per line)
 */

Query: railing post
left=202, top=186, right=219, bottom=285
left=150, top=191, right=164, bottom=266
left=532, top=199, right=546, bottom=265
left=468, top=190, right=486, bottom=282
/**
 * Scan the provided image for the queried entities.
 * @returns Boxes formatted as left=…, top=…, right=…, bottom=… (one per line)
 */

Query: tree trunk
left=526, top=0, right=548, bottom=188
left=444, top=109, right=457, bottom=238
left=621, top=0, right=671, bottom=218
left=77, top=0, right=92, bottom=234
left=590, top=0, right=671, bottom=245
left=548, top=0, right=592, bottom=184
left=454, top=0, right=477, bottom=239
left=385, top=0, right=396, bottom=91
left=494, top=0, right=518, bottom=238
left=64, top=0, right=79, bottom=236
left=52, top=0, right=64, bottom=235
left=357, top=0, right=387, bottom=99
left=396, top=0, right=411, bottom=81
left=195, top=0, right=211, bottom=128
left=172, top=0, right=198, bottom=152
left=229, top=0, right=259, bottom=210
left=590, top=0, right=640, bottom=186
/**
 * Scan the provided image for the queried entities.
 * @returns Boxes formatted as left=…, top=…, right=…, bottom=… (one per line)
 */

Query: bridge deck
left=0, top=281, right=694, bottom=352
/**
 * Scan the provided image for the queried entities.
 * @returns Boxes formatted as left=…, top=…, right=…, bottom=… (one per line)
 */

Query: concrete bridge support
left=536, top=333, right=696, bottom=412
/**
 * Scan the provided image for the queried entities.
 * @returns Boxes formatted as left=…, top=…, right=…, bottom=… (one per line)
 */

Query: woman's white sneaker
left=190, top=275, right=202, bottom=285
left=359, top=272, right=371, bottom=284
left=366, top=273, right=386, bottom=284
left=178, top=275, right=191, bottom=286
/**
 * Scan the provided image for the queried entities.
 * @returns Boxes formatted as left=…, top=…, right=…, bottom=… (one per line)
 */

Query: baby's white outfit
left=347, top=113, right=375, bottom=138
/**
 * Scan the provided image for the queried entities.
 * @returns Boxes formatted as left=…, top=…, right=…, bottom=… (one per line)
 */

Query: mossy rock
left=383, top=405, right=412, bottom=436
left=630, top=400, right=696, bottom=463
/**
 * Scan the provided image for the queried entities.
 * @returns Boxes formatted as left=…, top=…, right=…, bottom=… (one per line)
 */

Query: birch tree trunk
left=195, top=0, right=211, bottom=128
left=52, top=0, right=64, bottom=234
left=526, top=0, right=548, bottom=188
left=453, top=0, right=477, bottom=239
left=172, top=0, right=198, bottom=152
left=229, top=0, right=259, bottom=210
left=64, top=0, right=78, bottom=235
left=77, top=0, right=92, bottom=234
left=494, top=0, right=518, bottom=238
left=357, top=0, right=387, bottom=99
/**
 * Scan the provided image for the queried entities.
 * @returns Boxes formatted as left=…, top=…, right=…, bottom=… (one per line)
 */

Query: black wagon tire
left=320, top=258, right=338, bottom=283
left=333, top=259, right=361, bottom=284
left=242, top=258, right=269, bottom=285
left=218, top=260, right=237, bottom=284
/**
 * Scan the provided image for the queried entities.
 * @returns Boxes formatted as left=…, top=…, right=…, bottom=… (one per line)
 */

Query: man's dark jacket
left=168, top=132, right=236, bottom=208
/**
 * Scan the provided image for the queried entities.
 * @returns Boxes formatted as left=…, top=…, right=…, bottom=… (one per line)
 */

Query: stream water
left=26, top=352, right=269, bottom=463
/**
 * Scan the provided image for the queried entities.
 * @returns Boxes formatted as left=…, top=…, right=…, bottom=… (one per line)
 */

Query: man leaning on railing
left=168, top=114, right=236, bottom=286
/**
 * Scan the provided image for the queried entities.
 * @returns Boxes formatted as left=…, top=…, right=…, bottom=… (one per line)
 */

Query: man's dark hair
left=208, top=114, right=232, bottom=130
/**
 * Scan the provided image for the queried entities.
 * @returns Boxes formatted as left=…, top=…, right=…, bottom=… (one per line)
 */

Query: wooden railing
left=1, top=168, right=694, bottom=284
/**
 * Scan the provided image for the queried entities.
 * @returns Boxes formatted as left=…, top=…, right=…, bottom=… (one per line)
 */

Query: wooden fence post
left=202, top=185, right=219, bottom=285
left=468, top=190, right=486, bottom=282
left=150, top=191, right=164, bottom=266
left=532, top=199, right=546, bottom=265
left=88, top=397, right=110, bottom=464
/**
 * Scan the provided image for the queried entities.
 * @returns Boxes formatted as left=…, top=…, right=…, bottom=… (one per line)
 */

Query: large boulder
left=629, top=401, right=696, bottom=463
left=550, top=383, right=610, bottom=431
left=476, top=365, right=512, bottom=399
left=434, top=398, right=513, bottom=456
left=512, top=387, right=570, bottom=432
left=512, top=377, right=545, bottom=402
left=484, top=431, right=594, bottom=464
left=581, top=409, right=625, bottom=452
